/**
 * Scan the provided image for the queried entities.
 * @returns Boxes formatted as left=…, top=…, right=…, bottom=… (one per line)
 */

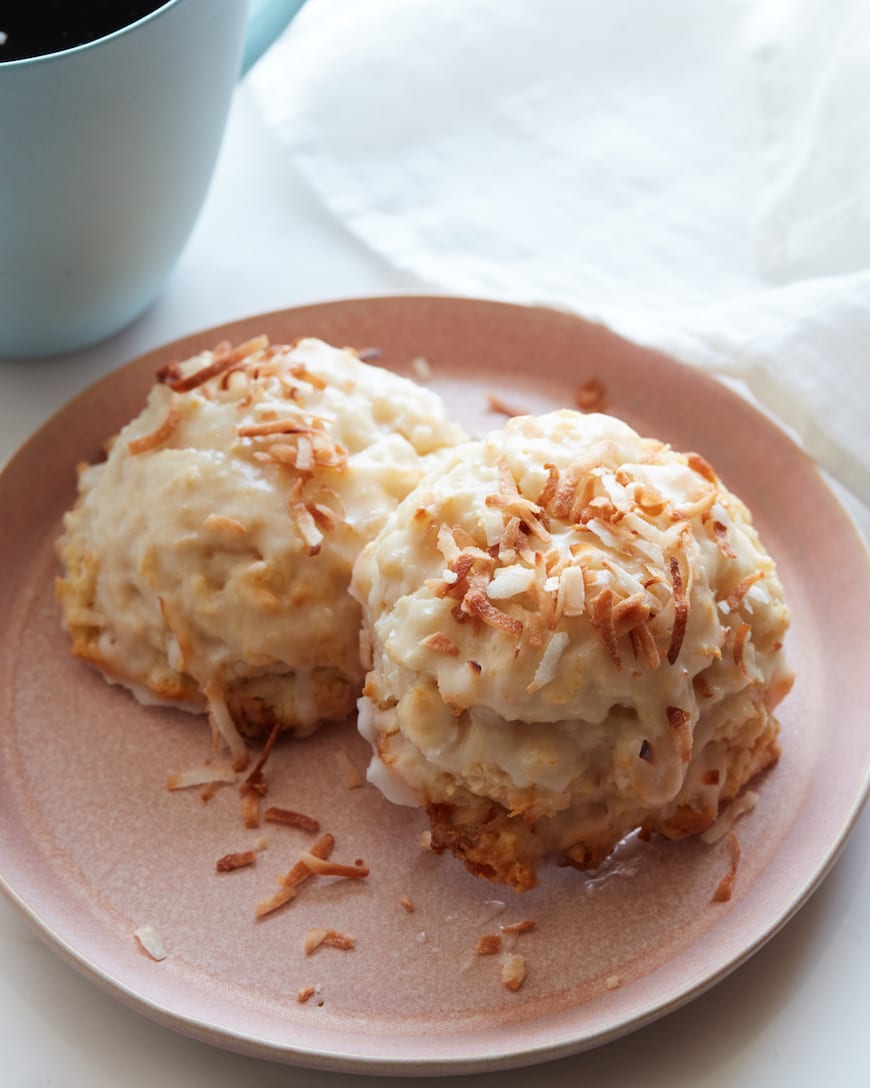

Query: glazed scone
left=352, top=410, right=793, bottom=891
left=56, top=336, right=466, bottom=764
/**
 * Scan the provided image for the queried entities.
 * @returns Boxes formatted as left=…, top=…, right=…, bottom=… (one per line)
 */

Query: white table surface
left=1, top=80, right=869, bottom=1088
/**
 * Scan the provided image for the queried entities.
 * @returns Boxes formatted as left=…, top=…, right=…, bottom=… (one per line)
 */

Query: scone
left=56, top=336, right=466, bottom=765
left=352, top=410, right=793, bottom=891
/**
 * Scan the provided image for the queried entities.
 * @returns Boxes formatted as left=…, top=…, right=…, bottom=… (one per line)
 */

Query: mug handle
left=241, top=0, right=307, bottom=76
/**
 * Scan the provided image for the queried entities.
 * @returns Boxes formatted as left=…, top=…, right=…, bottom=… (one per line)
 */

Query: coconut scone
left=56, top=336, right=466, bottom=763
left=352, top=409, right=793, bottom=892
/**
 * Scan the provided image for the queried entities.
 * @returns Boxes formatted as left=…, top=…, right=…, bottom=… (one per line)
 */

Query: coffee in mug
left=0, top=2, right=170, bottom=63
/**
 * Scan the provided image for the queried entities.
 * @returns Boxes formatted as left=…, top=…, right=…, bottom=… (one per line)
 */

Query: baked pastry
left=352, top=409, right=793, bottom=891
left=56, top=336, right=466, bottom=764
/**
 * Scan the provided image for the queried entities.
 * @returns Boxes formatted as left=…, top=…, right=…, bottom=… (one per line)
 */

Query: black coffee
left=0, top=0, right=171, bottom=62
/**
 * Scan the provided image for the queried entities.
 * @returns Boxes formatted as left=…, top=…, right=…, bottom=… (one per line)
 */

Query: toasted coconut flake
left=629, top=622, right=661, bottom=670
left=486, top=392, right=527, bottom=418
left=634, top=485, right=668, bottom=517
left=550, top=464, right=585, bottom=521
left=304, top=928, right=356, bottom=955
left=621, top=510, right=670, bottom=550
left=733, top=622, right=752, bottom=678
left=558, top=564, right=587, bottom=617
left=166, top=765, right=238, bottom=790
left=133, top=924, right=167, bottom=961
left=264, top=442, right=299, bottom=467
left=725, top=573, right=764, bottom=611
left=701, top=790, right=759, bottom=844
left=421, top=631, right=461, bottom=656
left=297, top=985, right=317, bottom=1004
left=299, top=851, right=369, bottom=880
left=334, top=748, right=365, bottom=789
left=476, top=934, right=502, bottom=956
left=536, top=463, right=560, bottom=509
left=427, top=554, right=475, bottom=600
left=584, top=517, right=626, bottom=552
left=500, top=515, right=523, bottom=558
left=671, top=490, right=717, bottom=521
left=237, top=417, right=313, bottom=438
left=575, top=378, right=607, bottom=412
left=501, top=953, right=526, bottom=992
left=204, top=679, right=249, bottom=772
left=712, top=520, right=736, bottom=558
left=159, top=336, right=269, bottom=392
left=216, top=849, right=257, bottom=873
left=281, top=833, right=335, bottom=889
left=436, top=523, right=462, bottom=564
left=686, top=451, right=718, bottom=484
left=307, top=502, right=338, bottom=530
left=462, top=589, right=524, bottom=638
left=527, top=631, right=569, bottom=693
left=711, top=833, right=741, bottom=903
left=127, top=399, right=181, bottom=455
left=289, top=362, right=329, bottom=390
left=666, top=705, right=692, bottom=763
left=667, top=557, right=688, bottom=666
left=254, top=884, right=297, bottom=919
left=524, top=613, right=544, bottom=649
left=264, top=807, right=320, bottom=832
left=295, top=434, right=315, bottom=474
left=489, top=456, right=517, bottom=502
left=321, top=931, right=357, bottom=952
left=501, top=919, right=536, bottom=935
left=201, top=513, right=246, bottom=536
left=487, top=565, right=537, bottom=600
left=611, top=591, right=651, bottom=635
left=245, top=719, right=282, bottom=788
left=695, top=673, right=715, bottom=698
left=399, top=896, right=415, bottom=913
left=290, top=497, right=324, bottom=556
left=310, top=431, right=348, bottom=470
left=240, top=784, right=262, bottom=829
left=590, top=588, right=622, bottom=671
left=583, top=494, right=621, bottom=524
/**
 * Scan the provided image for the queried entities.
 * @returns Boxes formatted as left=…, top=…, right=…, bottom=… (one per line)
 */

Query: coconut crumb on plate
left=304, top=928, right=356, bottom=955
left=501, top=953, right=526, bottom=992
left=133, top=924, right=167, bottom=962
left=475, top=934, right=502, bottom=956
left=710, top=832, right=741, bottom=904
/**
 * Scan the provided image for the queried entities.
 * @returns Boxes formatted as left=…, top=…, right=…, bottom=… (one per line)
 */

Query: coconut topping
left=351, top=409, right=792, bottom=890
left=56, top=337, right=466, bottom=750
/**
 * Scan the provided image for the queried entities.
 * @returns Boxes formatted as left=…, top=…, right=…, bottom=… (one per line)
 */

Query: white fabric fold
left=250, top=0, right=870, bottom=506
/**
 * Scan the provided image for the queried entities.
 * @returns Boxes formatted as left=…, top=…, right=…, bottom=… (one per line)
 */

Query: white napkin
left=250, top=0, right=870, bottom=506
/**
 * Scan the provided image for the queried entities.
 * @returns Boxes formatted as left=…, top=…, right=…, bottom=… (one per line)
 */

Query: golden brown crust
left=424, top=705, right=781, bottom=893
left=55, top=541, right=357, bottom=735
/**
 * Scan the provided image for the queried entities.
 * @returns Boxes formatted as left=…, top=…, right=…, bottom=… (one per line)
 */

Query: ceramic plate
left=1, top=297, right=868, bottom=1076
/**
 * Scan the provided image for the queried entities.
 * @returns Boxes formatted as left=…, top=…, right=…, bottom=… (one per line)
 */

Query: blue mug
left=0, top=0, right=305, bottom=358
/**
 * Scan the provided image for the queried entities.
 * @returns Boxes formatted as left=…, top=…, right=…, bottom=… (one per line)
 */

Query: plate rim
left=1, top=294, right=869, bottom=1076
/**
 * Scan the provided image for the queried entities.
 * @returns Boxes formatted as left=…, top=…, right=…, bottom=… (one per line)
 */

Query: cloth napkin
left=250, top=0, right=870, bottom=508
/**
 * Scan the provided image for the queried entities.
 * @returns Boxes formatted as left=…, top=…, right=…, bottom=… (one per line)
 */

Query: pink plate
left=1, top=296, right=868, bottom=1075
